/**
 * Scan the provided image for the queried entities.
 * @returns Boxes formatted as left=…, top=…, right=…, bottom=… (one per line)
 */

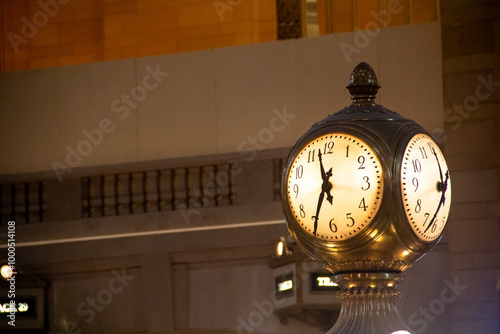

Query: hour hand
left=440, top=170, right=450, bottom=205
left=325, top=188, right=333, bottom=204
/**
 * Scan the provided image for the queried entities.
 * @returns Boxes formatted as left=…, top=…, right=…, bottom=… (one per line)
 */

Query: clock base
left=324, top=259, right=412, bottom=274
left=326, top=272, right=415, bottom=334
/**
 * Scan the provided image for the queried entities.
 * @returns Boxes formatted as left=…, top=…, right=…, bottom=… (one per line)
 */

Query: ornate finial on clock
left=347, top=62, right=381, bottom=104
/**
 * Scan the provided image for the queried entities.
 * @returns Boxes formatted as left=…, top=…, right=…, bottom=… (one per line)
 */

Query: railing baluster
left=143, top=171, right=147, bottom=213
left=213, top=165, right=219, bottom=207
left=87, top=177, right=92, bottom=218
left=38, top=181, right=44, bottom=222
left=171, top=169, right=176, bottom=210
left=198, top=166, right=204, bottom=207
left=128, top=173, right=133, bottom=214
left=185, top=167, right=190, bottom=208
left=100, top=175, right=105, bottom=216
left=114, top=174, right=119, bottom=215
left=228, top=163, right=233, bottom=205
left=157, top=170, right=162, bottom=212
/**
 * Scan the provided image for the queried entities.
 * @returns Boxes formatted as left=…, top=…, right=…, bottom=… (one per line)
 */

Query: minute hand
left=424, top=147, right=448, bottom=233
left=424, top=170, right=449, bottom=233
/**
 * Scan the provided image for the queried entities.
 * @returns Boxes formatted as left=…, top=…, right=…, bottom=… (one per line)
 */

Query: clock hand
left=424, top=170, right=449, bottom=233
left=312, top=190, right=325, bottom=236
left=431, top=145, right=444, bottom=187
left=311, top=150, right=335, bottom=236
left=323, top=176, right=333, bottom=204
left=318, top=150, right=326, bottom=180
left=440, top=170, right=449, bottom=205
left=318, top=150, right=334, bottom=204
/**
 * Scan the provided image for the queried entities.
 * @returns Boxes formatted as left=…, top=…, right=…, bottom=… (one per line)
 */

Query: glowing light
left=278, top=279, right=293, bottom=291
left=276, top=241, right=284, bottom=257
left=391, top=331, right=411, bottom=334
left=0, top=265, right=13, bottom=279
left=402, top=250, right=409, bottom=256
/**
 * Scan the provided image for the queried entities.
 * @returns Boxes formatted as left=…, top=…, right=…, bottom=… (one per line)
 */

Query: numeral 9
left=412, top=177, right=419, bottom=192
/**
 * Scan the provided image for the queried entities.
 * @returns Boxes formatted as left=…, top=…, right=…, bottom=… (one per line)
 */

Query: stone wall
left=440, top=1, right=500, bottom=333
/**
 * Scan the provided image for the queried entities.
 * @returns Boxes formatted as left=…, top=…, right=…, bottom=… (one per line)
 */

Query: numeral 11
left=308, top=149, right=315, bottom=163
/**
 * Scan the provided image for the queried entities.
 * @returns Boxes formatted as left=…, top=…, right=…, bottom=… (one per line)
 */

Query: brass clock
left=285, top=132, right=383, bottom=241
left=280, top=61, right=451, bottom=334
left=281, top=62, right=451, bottom=273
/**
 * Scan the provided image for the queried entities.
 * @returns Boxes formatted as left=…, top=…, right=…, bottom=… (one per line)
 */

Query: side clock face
left=285, top=133, right=383, bottom=241
left=401, top=134, right=451, bottom=241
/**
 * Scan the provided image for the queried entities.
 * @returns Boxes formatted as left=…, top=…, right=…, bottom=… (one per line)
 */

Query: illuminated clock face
left=285, top=133, right=383, bottom=241
left=401, top=134, right=451, bottom=241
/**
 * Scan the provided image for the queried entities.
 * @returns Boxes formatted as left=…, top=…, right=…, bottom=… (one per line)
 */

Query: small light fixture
left=1, top=264, right=13, bottom=279
left=276, top=240, right=285, bottom=257
left=275, top=235, right=296, bottom=257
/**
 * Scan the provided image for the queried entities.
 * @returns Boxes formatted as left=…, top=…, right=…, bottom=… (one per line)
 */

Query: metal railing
left=81, top=163, right=236, bottom=218
left=0, top=150, right=288, bottom=226
left=0, top=181, right=45, bottom=224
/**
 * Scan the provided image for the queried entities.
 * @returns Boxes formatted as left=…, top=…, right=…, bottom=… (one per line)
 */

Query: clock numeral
left=329, top=219, right=337, bottom=233
left=422, top=212, right=430, bottom=227
left=358, top=198, right=367, bottom=211
left=346, top=213, right=355, bottom=227
left=431, top=220, right=438, bottom=233
left=299, top=204, right=306, bottom=218
left=308, top=149, right=315, bottom=163
left=419, top=146, right=428, bottom=159
left=415, top=199, right=422, bottom=213
left=346, top=145, right=349, bottom=157
left=412, top=159, right=422, bottom=173
left=324, top=141, right=334, bottom=154
left=295, top=165, right=303, bottom=179
left=361, top=176, right=370, bottom=190
left=412, top=177, right=419, bottom=192
left=358, top=156, right=366, bottom=169
left=293, top=184, right=299, bottom=199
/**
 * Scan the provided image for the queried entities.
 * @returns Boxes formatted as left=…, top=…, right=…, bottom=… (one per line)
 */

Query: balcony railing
left=0, top=149, right=288, bottom=226
left=0, top=181, right=45, bottom=224
left=81, top=163, right=235, bottom=218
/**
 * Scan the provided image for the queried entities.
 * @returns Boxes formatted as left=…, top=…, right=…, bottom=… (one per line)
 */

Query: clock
left=285, top=132, right=383, bottom=242
left=401, top=133, right=451, bottom=242
left=279, top=62, right=452, bottom=333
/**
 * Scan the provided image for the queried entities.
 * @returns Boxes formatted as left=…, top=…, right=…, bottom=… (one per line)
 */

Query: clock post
left=281, top=62, right=451, bottom=334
